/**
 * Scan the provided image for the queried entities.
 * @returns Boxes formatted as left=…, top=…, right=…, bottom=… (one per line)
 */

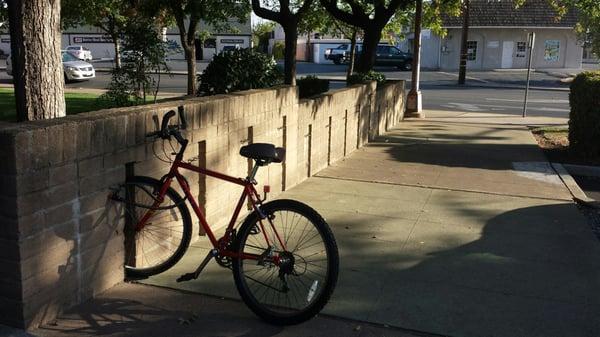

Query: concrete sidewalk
left=28, top=283, right=422, bottom=337
left=138, top=109, right=599, bottom=337
left=25, top=109, right=600, bottom=337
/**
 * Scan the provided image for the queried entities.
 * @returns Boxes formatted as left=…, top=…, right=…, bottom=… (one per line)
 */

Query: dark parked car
left=372, top=45, right=413, bottom=71
left=326, top=44, right=413, bottom=71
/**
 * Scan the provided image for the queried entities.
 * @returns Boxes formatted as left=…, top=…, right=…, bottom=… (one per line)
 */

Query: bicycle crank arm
left=176, top=249, right=216, bottom=282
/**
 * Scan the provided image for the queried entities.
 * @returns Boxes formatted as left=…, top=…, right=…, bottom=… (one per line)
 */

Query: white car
left=6, top=51, right=95, bottom=82
left=66, top=45, right=92, bottom=61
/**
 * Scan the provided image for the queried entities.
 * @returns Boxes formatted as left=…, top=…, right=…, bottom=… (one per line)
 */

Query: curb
left=313, top=76, right=569, bottom=91
left=94, top=68, right=199, bottom=75
left=562, top=164, right=600, bottom=178
left=550, top=162, right=594, bottom=202
left=420, top=83, right=569, bottom=92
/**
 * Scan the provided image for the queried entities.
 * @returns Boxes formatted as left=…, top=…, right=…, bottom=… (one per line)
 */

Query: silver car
left=6, top=51, right=95, bottom=82
left=65, top=45, right=93, bottom=61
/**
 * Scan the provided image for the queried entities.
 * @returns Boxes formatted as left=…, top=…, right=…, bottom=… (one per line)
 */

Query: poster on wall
left=544, top=40, right=560, bottom=62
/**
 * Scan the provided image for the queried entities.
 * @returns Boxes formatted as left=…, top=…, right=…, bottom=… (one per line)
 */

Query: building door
left=501, top=41, right=514, bottom=68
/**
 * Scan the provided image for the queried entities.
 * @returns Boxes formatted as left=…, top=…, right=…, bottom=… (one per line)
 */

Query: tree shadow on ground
left=33, top=202, right=600, bottom=337
left=361, top=124, right=550, bottom=172
left=328, top=202, right=600, bottom=337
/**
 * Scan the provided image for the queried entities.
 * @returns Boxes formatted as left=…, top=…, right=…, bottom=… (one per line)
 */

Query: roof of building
left=442, top=0, right=578, bottom=28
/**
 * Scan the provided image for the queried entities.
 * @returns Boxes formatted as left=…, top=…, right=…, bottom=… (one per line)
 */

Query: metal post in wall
left=523, top=32, right=535, bottom=118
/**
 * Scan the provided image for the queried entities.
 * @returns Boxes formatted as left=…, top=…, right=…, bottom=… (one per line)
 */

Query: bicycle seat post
left=247, top=161, right=261, bottom=183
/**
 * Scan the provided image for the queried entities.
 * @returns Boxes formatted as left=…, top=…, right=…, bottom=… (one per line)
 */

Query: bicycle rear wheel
left=232, top=199, right=339, bottom=325
left=122, top=176, right=192, bottom=278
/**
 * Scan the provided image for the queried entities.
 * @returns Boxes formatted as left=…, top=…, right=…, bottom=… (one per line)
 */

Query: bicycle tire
left=123, top=176, right=192, bottom=278
left=232, top=199, right=339, bottom=325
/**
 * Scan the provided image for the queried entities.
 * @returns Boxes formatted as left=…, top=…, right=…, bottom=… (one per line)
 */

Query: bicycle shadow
left=30, top=195, right=125, bottom=328
left=33, top=285, right=288, bottom=337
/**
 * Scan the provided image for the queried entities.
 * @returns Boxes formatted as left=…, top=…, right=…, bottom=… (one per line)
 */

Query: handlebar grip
left=161, top=110, right=176, bottom=137
left=178, top=107, right=187, bottom=130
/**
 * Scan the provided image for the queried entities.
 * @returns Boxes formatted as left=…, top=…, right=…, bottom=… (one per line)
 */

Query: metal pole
left=411, top=0, right=422, bottom=93
left=406, top=0, right=423, bottom=117
left=523, top=32, right=535, bottom=118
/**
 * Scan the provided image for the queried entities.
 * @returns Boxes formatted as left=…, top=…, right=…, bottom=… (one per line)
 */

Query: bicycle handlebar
left=161, top=110, right=176, bottom=137
left=146, top=109, right=188, bottom=143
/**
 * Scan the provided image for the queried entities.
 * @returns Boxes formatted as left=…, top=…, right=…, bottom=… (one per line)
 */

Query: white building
left=0, top=19, right=251, bottom=61
left=402, top=0, right=583, bottom=70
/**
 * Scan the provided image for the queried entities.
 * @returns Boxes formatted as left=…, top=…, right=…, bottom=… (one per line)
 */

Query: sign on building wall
left=487, top=41, right=499, bottom=48
left=73, top=36, right=113, bottom=44
left=220, top=39, right=245, bottom=44
left=544, top=40, right=560, bottom=62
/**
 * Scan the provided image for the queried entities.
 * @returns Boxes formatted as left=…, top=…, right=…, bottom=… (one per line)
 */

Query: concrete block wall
left=0, top=80, right=405, bottom=330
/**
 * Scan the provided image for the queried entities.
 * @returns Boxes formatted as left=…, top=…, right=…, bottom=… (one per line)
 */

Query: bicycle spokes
left=236, top=207, right=332, bottom=315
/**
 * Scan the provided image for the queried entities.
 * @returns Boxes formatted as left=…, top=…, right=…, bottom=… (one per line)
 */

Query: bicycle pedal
left=176, top=273, right=198, bottom=282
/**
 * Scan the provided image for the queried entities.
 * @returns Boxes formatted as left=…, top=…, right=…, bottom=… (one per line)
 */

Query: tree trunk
left=8, top=0, right=65, bottom=121
left=184, top=45, right=197, bottom=95
left=346, top=29, right=358, bottom=78
left=113, top=35, right=122, bottom=69
left=283, top=25, right=298, bottom=86
left=357, top=28, right=381, bottom=73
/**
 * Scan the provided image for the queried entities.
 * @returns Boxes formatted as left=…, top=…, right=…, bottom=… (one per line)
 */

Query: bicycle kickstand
left=176, top=249, right=217, bottom=282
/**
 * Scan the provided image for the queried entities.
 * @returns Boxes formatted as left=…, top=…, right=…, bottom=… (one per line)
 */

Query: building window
left=466, top=41, right=477, bottom=61
left=516, top=42, right=526, bottom=58
left=544, top=40, right=560, bottom=62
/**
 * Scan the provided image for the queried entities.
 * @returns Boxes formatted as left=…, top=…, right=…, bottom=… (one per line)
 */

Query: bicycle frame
left=135, top=155, right=287, bottom=263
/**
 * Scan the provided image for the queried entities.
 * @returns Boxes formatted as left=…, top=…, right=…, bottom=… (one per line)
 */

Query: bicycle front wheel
left=122, top=176, right=192, bottom=278
left=232, top=199, right=339, bottom=325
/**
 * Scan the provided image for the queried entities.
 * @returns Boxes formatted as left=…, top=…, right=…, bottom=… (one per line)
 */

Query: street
left=0, top=59, right=574, bottom=119
left=423, top=86, right=569, bottom=118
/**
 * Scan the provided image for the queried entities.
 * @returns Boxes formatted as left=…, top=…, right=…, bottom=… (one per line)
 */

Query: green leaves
left=347, top=71, right=386, bottom=86
left=568, top=71, right=600, bottom=160
left=100, top=17, right=172, bottom=107
left=197, top=48, right=284, bottom=95
left=297, top=75, right=330, bottom=98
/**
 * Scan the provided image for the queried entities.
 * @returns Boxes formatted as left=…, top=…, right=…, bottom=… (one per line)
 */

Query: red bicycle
left=111, top=110, right=339, bottom=324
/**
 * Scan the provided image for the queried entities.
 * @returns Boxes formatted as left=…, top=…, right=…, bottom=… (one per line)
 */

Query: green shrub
left=568, top=71, right=600, bottom=160
left=297, top=75, right=330, bottom=98
left=197, top=48, right=283, bottom=96
left=346, top=71, right=386, bottom=86
left=272, top=41, right=285, bottom=60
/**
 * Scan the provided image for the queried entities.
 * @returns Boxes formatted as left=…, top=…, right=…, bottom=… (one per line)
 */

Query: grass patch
left=0, top=88, right=175, bottom=122
left=531, top=125, right=600, bottom=166
left=531, top=126, right=569, bottom=149
left=0, top=88, right=103, bottom=122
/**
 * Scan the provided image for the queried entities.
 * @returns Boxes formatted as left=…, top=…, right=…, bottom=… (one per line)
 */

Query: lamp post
left=406, top=0, right=423, bottom=117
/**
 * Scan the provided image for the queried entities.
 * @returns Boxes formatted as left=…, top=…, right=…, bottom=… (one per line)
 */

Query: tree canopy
left=144, top=0, right=250, bottom=94
left=252, top=0, right=315, bottom=85
left=320, top=0, right=416, bottom=72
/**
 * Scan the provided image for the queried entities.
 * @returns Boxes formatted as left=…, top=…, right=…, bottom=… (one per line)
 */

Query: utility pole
left=406, top=0, right=423, bottom=117
left=458, top=0, right=469, bottom=85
